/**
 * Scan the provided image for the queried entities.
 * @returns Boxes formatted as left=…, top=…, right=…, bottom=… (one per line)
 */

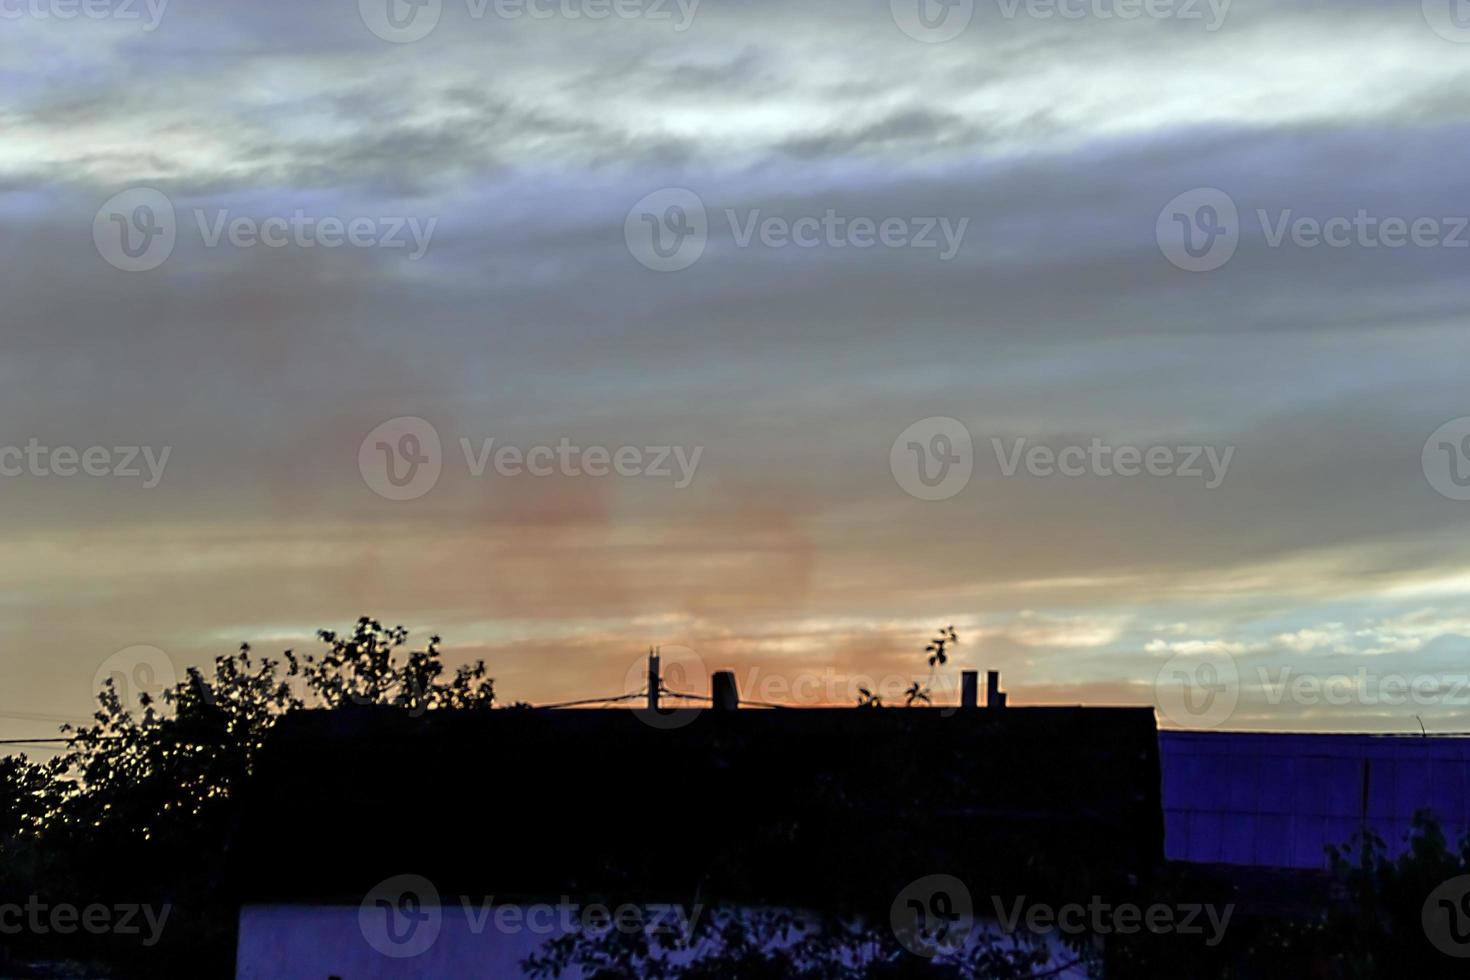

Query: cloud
left=3, top=0, right=1470, bottom=733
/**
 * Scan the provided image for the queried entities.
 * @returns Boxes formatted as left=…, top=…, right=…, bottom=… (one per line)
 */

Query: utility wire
left=530, top=690, right=646, bottom=710
left=662, top=688, right=795, bottom=710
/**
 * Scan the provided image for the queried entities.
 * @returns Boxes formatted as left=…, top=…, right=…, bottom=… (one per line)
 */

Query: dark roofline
left=233, top=704, right=1165, bottom=911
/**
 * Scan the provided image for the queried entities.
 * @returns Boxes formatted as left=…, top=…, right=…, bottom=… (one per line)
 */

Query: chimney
left=960, top=670, right=979, bottom=709
left=712, top=671, right=739, bottom=711
left=986, top=670, right=1006, bottom=709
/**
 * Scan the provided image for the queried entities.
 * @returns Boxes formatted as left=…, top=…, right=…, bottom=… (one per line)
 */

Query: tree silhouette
left=855, top=626, right=960, bottom=708
left=295, top=618, right=495, bottom=714
left=1280, top=811, right=1470, bottom=978
left=523, top=903, right=1052, bottom=979
left=904, top=625, right=958, bottom=707
left=0, top=617, right=494, bottom=976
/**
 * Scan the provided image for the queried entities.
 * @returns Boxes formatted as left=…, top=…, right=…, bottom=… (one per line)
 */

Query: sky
left=4, top=0, right=1470, bottom=739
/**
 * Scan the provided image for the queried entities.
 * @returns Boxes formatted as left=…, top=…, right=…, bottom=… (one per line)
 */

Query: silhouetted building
left=231, top=702, right=1162, bottom=977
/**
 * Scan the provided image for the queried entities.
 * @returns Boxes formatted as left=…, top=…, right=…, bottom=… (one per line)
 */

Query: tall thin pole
left=648, top=648, right=660, bottom=712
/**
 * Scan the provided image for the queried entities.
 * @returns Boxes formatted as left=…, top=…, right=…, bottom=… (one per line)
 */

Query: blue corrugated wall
left=1159, top=731, right=1470, bottom=869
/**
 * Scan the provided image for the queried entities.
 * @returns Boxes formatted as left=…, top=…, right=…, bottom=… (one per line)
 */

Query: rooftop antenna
left=647, top=648, right=660, bottom=713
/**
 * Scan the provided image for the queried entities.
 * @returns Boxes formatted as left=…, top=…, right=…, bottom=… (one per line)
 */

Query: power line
left=0, top=709, right=90, bottom=725
left=662, top=688, right=795, bottom=710
left=530, top=690, right=646, bottom=710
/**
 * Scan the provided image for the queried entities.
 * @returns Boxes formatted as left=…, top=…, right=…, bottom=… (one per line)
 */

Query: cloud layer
left=3, top=0, right=1470, bottom=738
